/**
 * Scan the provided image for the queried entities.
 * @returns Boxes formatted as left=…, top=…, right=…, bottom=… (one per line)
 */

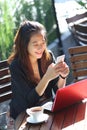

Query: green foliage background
left=0, top=0, right=58, bottom=60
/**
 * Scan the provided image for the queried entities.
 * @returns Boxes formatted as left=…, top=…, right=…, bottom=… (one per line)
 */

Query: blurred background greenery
left=76, top=0, right=87, bottom=9
left=0, top=0, right=60, bottom=60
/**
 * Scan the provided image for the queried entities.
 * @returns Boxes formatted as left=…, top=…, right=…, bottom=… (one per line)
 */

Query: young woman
left=7, top=20, right=69, bottom=122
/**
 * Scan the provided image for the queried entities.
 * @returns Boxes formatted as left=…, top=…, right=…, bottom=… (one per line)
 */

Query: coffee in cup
left=26, top=106, right=43, bottom=121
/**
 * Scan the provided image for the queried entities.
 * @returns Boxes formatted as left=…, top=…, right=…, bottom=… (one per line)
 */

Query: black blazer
left=9, top=51, right=58, bottom=119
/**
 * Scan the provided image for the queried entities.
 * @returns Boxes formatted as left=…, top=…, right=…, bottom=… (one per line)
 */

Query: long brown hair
left=8, top=20, right=52, bottom=84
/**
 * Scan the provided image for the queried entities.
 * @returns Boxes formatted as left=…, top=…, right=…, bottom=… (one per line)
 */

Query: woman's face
left=28, top=33, right=46, bottom=60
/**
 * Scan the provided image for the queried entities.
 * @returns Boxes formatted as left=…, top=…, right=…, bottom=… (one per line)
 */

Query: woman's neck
left=29, top=55, right=37, bottom=64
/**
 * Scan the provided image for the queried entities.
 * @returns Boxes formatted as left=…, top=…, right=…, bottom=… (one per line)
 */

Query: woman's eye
left=34, top=44, right=38, bottom=47
left=33, top=42, right=45, bottom=47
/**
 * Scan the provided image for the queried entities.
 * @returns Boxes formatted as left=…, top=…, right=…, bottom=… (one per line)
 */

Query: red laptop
left=52, top=79, right=87, bottom=112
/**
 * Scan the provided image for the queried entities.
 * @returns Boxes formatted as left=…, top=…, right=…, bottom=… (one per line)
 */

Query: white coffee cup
left=26, top=106, right=43, bottom=121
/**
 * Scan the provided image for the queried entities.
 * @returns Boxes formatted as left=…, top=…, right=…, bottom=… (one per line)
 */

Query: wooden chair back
left=68, top=46, right=87, bottom=82
left=0, top=60, right=12, bottom=103
left=74, top=24, right=87, bottom=45
left=66, top=11, right=87, bottom=33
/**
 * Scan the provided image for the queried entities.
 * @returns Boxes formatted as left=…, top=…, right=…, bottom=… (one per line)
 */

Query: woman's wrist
left=59, top=74, right=67, bottom=79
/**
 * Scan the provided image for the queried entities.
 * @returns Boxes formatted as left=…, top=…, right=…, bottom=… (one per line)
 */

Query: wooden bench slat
left=0, top=82, right=11, bottom=94
left=0, top=59, right=12, bottom=116
left=73, top=70, right=87, bottom=77
left=70, top=54, right=87, bottom=62
left=0, top=75, right=11, bottom=85
left=0, top=60, right=9, bottom=69
left=0, top=67, right=10, bottom=78
left=68, top=46, right=87, bottom=82
left=0, top=91, right=12, bottom=103
left=0, top=60, right=11, bottom=101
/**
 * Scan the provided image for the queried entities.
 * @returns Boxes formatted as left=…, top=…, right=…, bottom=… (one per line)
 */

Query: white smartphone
left=56, top=55, right=65, bottom=63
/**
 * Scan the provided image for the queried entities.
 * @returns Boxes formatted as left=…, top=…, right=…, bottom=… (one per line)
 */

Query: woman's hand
left=45, top=62, right=61, bottom=81
left=45, top=61, right=69, bottom=81
left=36, top=61, right=69, bottom=96
left=58, top=62, right=69, bottom=78
left=56, top=62, right=69, bottom=88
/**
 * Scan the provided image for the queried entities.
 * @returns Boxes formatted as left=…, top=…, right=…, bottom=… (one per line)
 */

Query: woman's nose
left=37, top=45, right=43, bottom=50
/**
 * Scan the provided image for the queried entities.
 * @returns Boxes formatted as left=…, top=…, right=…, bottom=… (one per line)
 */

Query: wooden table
left=15, top=101, right=87, bottom=130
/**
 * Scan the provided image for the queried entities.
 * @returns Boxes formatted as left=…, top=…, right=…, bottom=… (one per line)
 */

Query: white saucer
left=26, top=113, right=49, bottom=124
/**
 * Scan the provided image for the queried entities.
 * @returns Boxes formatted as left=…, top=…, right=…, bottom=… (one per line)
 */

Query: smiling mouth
left=36, top=52, right=42, bottom=55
